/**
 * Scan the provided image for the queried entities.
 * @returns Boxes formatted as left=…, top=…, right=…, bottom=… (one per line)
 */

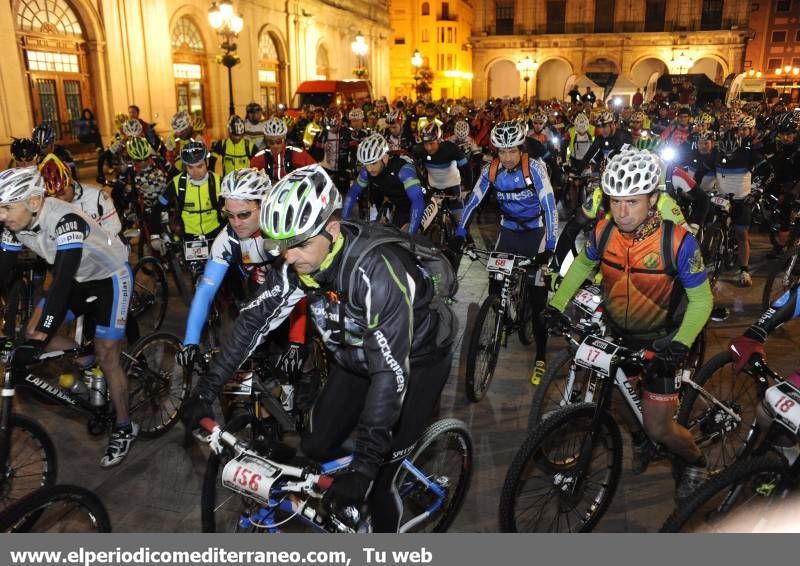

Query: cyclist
left=415, top=122, right=472, bottom=225
left=566, top=112, right=594, bottom=167
left=250, top=118, right=316, bottom=184
left=574, top=111, right=633, bottom=174
left=0, top=167, right=137, bottom=467
left=342, top=133, right=426, bottom=233
left=546, top=148, right=713, bottom=501
left=627, top=111, right=655, bottom=148
left=685, top=130, right=718, bottom=193
left=303, top=107, right=325, bottom=150
left=243, top=102, right=267, bottom=152
left=383, top=110, right=415, bottom=156
left=310, top=108, right=354, bottom=194
left=451, top=121, right=557, bottom=384
left=182, top=164, right=456, bottom=532
left=8, top=138, right=39, bottom=168
left=96, top=119, right=146, bottom=185
left=153, top=140, right=222, bottom=253
left=164, top=111, right=194, bottom=176
left=32, top=123, right=76, bottom=179
left=660, top=106, right=693, bottom=146
left=767, top=123, right=800, bottom=251
left=210, top=115, right=256, bottom=177
left=715, top=114, right=771, bottom=286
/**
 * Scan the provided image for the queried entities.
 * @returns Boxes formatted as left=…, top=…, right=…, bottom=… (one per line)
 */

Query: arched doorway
left=15, top=0, right=95, bottom=141
left=631, top=57, right=668, bottom=95
left=585, top=57, right=619, bottom=97
left=487, top=59, right=519, bottom=99
left=536, top=59, right=572, bottom=101
left=171, top=15, right=210, bottom=126
left=258, top=29, right=285, bottom=112
left=689, top=57, right=724, bottom=84
left=316, top=45, right=330, bottom=80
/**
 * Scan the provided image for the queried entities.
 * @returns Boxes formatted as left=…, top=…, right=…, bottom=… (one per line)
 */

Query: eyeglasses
left=221, top=209, right=255, bottom=221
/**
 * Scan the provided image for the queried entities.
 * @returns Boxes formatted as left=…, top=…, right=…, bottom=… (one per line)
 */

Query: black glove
left=323, top=469, right=372, bottom=529
left=539, top=306, right=570, bottom=333
left=533, top=249, right=554, bottom=268
left=176, top=343, right=200, bottom=368
left=652, top=340, right=690, bottom=363
left=646, top=340, right=690, bottom=384
left=180, top=388, right=215, bottom=443
left=12, top=340, right=45, bottom=370
left=277, top=342, right=306, bottom=378
left=447, top=236, right=466, bottom=271
left=95, top=175, right=106, bottom=186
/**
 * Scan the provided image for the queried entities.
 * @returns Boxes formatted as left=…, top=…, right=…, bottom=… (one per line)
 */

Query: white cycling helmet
left=453, top=120, right=470, bottom=140
left=490, top=121, right=527, bottom=149
left=357, top=133, right=389, bottom=165
left=264, top=117, right=288, bottom=138
left=260, top=164, right=342, bottom=255
left=348, top=108, right=365, bottom=121
left=601, top=148, right=661, bottom=197
left=573, top=112, right=590, bottom=133
left=737, top=114, right=756, bottom=129
left=386, top=109, right=404, bottom=125
left=220, top=168, right=272, bottom=201
left=122, top=119, right=144, bottom=138
left=0, top=166, right=46, bottom=204
left=171, top=110, right=191, bottom=133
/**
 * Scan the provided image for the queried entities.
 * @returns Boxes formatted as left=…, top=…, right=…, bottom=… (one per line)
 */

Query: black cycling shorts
left=731, top=199, right=752, bottom=227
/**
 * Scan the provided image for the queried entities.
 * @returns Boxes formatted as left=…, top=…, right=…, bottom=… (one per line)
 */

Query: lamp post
left=411, top=49, right=423, bottom=100
left=776, top=65, right=800, bottom=99
left=670, top=51, right=694, bottom=75
left=515, top=56, right=538, bottom=102
left=209, top=0, right=243, bottom=117
left=351, top=32, right=368, bottom=78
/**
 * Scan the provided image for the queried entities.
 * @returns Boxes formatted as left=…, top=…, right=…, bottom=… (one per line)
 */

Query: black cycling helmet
left=180, top=139, right=209, bottom=165
left=10, top=138, right=40, bottom=162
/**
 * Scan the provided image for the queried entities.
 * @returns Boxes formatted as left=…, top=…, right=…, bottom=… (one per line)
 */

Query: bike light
left=660, top=146, right=676, bottom=162
left=613, top=98, right=622, bottom=107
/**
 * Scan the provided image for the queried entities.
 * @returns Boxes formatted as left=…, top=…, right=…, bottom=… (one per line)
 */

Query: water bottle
left=58, top=373, right=88, bottom=399
left=88, top=372, right=107, bottom=407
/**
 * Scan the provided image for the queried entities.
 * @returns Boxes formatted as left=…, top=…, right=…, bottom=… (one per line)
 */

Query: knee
left=642, top=412, right=676, bottom=445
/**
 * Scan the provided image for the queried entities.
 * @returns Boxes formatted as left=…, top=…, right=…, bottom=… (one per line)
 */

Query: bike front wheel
left=464, top=295, right=503, bottom=403
left=499, top=403, right=623, bottom=533
left=131, top=256, right=168, bottom=334
left=122, top=333, right=190, bottom=438
left=516, top=279, right=535, bottom=346
left=396, top=418, right=473, bottom=533
left=0, top=484, right=111, bottom=533
left=761, top=252, right=800, bottom=312
left=660, top=453, right=791, bottom=532
left=527, top=349, right=598, bottom=430
left=676, top=351, right=763, bottom=474
left=0, top=414, right=58, bottom=515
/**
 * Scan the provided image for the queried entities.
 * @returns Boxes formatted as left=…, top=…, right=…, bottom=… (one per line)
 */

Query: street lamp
left=515, top=56, right=538, bottom=102
left=411, top=49, right=423, bottom=100
left=209, top=0, right=243, bottom=117
left=670, top=51, right=694, bottom=75
left=776, top=65, right=800, bottom=99
left=351, top=32, right=369, bottom=78
left=747, top=69, right=763, bottom=79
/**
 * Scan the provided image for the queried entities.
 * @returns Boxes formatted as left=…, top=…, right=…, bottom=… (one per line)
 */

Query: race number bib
left=184, top=239, right=210, bottom=261
left=574, top=336, right=619, bottom=376
left=486, top=252, right=514, bottom=275
left=710, top=196, right=730, bottom=212
left=765, top=381, right=800, bottom=435
left=221, top=454, right=281, bottom=504
left=572, top=285, right=602, bottom=313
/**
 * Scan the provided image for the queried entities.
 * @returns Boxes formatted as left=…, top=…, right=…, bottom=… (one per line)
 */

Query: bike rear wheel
left=761, top=252, right=800, bottom=312
left=0, top=484, right=111, bottom=533
left=0, top=415, right=58, bottom=515
left=660, top=453, right=791, bottom=532
left=131, top=257, right=168, bottom=334
left=676, top=351, right=763, bottom=474
left=396, top=418, right=473, bottom=533
left=2, top=279, right=30, bottom=340
left=465, top=295, right=503, bottom=403
left=499, top=403, right=622, bottom=533
left=122, top=333, right=190, bottom=438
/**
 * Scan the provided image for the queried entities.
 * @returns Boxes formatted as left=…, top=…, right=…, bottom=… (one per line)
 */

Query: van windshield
left=293, top=92, right=334, bottom=108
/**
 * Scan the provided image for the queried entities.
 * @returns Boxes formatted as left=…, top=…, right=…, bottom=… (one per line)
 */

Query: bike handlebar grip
left=316, top=475, right=334, bottom=491
left=199, top=417, right=217, bottom=432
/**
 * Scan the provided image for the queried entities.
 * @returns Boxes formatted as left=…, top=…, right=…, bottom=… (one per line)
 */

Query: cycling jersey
left=715, top=135, right=768, bottom=200
left=686, top=149, right=718, bottom=192
left=551, top=214, right=712, bottom=346
left=303, top=121, right=323, bottom=150
left=158, top=172, right=222, bottom=236
left=343, top=156, right=426, bottom=233
left=447, top=135, right=481, bottom=159
left=71, top=183, right=121, bottom=237
left=250, top=146, right=317, bottom=183
left=577, top=129, right=633, bottom=171
left=416, top=140, right=471, bottom=190
left=310, top=129, right=354, bottom=173
left=660, top=122, right=692, bottom=146
left=198, top=221, right=454, bottom=481
left=244, top=119, right=267, bottom=151
left=211, top=138, right=256, bottom=177
left=458, top=156, right=557, bottom=248
left=567, top=127, right=593, bottom=162
left=383, top=130, right=415, bottom=155
left=164, top=135, right=191, bottom=173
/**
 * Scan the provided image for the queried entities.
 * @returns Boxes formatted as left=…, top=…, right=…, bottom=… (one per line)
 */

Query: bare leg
left=94, top=338, right=129, bottom=423
left=642, top=395, right=701, bottom=462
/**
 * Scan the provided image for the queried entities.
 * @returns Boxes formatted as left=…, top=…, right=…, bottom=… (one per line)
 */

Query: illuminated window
left=25, top=50, right=80, bottom=73
left=17, top=0, right=83, bottom=37
left=171, top=16, right=204, bottom=52
left=259, top=32, right=279, bottom=60
left=173, top=63, right=202, bottom=79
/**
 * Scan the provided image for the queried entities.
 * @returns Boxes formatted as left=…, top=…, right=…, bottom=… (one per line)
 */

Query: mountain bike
left=761, top=200, right=800, bottom=311
left=0, top=484, right=111, bottom=533
left=702, top=193, right=739, bottom=288
left=420, top=189, right=456, bottom=248
left=463, top=247, right=536, bottom=403
left=661, top=356, right=798, bottom=532
left=499, top=317, right=746, bottom=532
left=129, top=255, right=168, bottom=339
left=199, top=415, right=472, bottom=533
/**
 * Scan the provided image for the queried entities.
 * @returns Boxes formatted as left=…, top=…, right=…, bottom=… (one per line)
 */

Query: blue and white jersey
left=457, top=156, right=558, bottom=249
left=420, top=141, right=469, bottom=189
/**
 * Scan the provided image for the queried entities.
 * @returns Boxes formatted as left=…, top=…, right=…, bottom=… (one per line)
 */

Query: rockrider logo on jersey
left=374, top=330, right=405, bottom=393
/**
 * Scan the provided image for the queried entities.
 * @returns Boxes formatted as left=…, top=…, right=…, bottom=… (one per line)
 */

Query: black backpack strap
left=660, top=220, right=681, bottom=278
left=209, top=173, right=219, bottom=211
left=595, top=220, right=616, bottom=258
left=177, top=173, right=188, bottom=209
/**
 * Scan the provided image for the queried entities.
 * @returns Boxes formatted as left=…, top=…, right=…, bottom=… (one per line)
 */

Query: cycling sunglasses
left=222, top=208, right=255, bottom=220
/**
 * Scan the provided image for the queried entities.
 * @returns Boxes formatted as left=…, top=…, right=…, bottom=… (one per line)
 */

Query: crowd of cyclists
left=1, top=87, right=800, bottom=532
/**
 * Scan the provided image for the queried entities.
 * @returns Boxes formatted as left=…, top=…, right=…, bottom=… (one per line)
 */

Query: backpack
left=594, top=218, right=679, bottom=277
left=336, top=220, right=458, bottom=348
left=176, top=172, right=219, bottom=211
left=488, top=152, right=533, bottom=188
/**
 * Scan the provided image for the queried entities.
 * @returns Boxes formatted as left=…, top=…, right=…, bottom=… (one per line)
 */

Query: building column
left=0, top=6, right=34, bottom=154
